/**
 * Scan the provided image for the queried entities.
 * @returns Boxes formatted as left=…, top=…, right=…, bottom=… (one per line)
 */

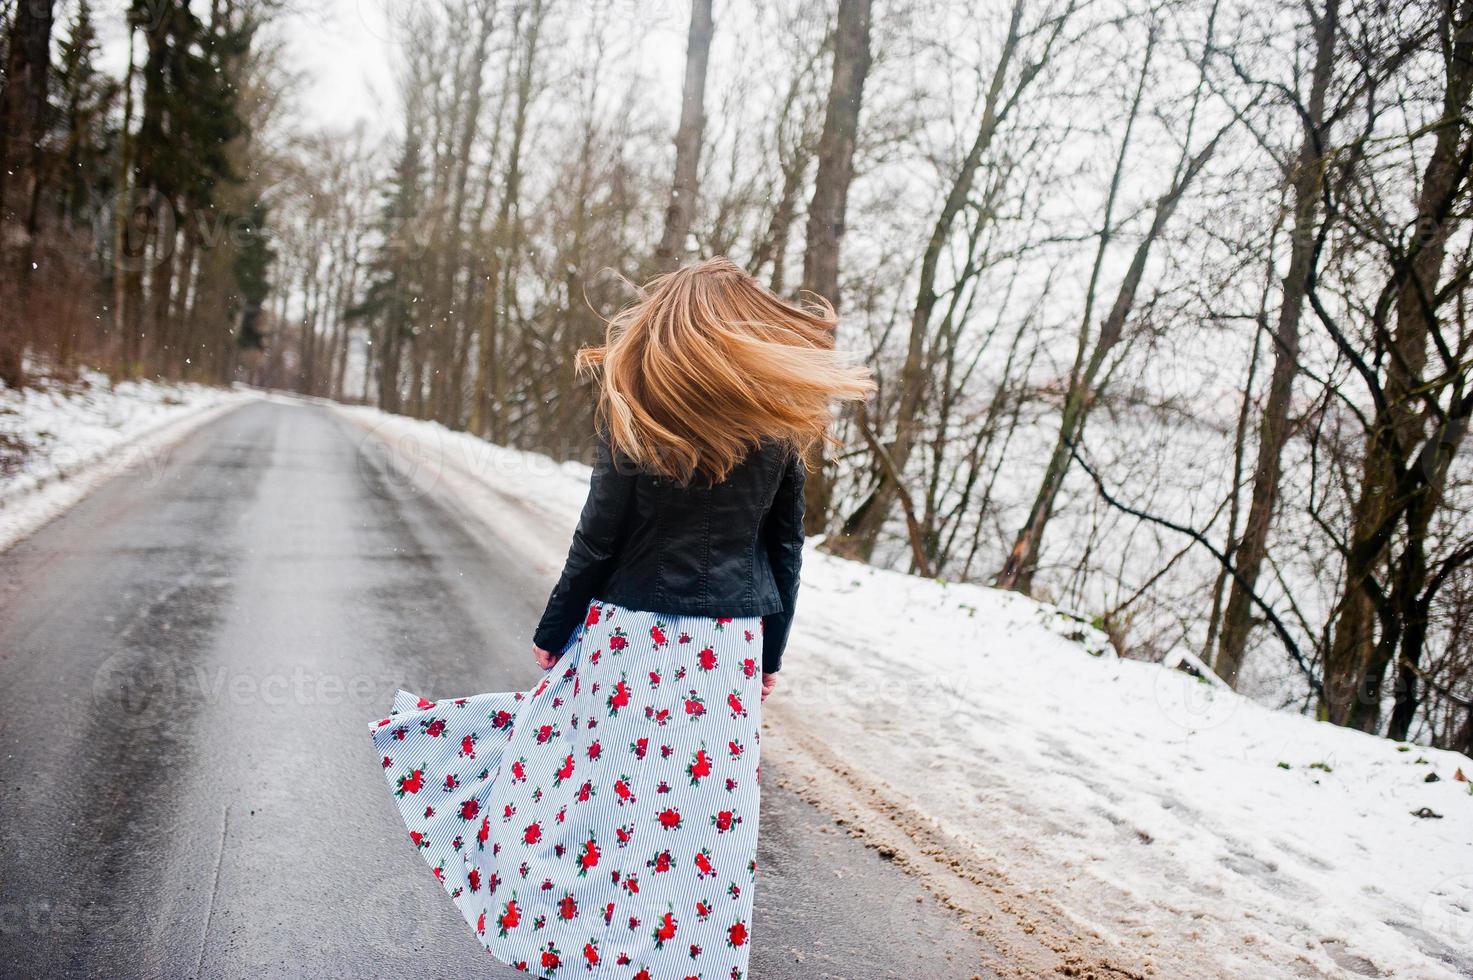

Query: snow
left=331, top=400, right=1473, bottom=980
left=0, top=373, right=255, bottom=551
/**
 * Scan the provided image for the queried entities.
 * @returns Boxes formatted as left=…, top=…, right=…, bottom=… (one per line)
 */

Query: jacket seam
left=701, top=485, right=712, bottom=608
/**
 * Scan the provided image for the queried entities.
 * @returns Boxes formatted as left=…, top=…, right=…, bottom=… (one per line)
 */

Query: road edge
left=0, top=389, right=257, bottom=553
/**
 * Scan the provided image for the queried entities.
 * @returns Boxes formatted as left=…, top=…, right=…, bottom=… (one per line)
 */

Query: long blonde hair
left=577, top=257, right=875, bottom=484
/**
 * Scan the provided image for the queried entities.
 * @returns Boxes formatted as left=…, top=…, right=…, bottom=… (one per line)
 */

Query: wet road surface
left=0, top=400, right=986, bottom=978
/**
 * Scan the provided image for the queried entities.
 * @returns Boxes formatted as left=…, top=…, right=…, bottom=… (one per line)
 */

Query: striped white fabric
left=370, top=599, right=765, bottom=979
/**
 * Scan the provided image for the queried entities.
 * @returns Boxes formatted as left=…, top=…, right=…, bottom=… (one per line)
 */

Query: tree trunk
left=652, top=0, right=714, bottom=274
left=1214, top=0, right=1339, bottom=687
left=471, top=0, right=543, bottom=442
left=1321, top=0, right=1473, bottom=730
left=800, top=0, right=871, bottom=310
left=798, top=0, right=872, bottom=534
left=0, top=0, right=58, bottom=387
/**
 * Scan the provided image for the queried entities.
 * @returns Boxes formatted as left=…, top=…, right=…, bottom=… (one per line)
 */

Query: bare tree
left=1319, top=0, right=1473, bottom=733
left=833, top=0, right=1071, bottom=557
left=1214, top=0, right=1341, bottom=687
left=997, top=13, right=1233, bottom=593
left=798, top=0, right=872, bottom=533
left=653, top=0, right=714, bottom=273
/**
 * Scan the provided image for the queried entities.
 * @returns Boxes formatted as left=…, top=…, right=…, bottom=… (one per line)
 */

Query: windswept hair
left=577, top=256, right=875, bottom=484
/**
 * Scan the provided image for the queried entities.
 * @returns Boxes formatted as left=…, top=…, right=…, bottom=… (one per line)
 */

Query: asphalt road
left=0, top=400, right=986, bottom=979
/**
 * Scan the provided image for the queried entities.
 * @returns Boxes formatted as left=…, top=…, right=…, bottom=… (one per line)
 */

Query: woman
left=370, top=257, right=873, bottom=978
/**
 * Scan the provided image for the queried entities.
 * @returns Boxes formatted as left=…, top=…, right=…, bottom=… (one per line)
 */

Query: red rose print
left=686, top=748, right=712, bottom=785
left=606, top=677, right=631, bottom=716
left=554, top=753, right=575, bottom=787
left=652, top=910, right=677, bottom=948
left=498, top=898, right=521, bottom=936
left=370, top=607, right=764, bottom=977
left=577, top=834, right=600, bottom=877
left=395, top=767, right=424, bottom=797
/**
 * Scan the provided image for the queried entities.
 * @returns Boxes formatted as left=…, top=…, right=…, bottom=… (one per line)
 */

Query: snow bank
left=0, top=373, right=254, bottom=550
left=332, top=402, right=1473, bottom=980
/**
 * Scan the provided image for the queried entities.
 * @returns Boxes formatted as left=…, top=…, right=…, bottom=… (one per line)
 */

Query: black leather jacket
left=532, top=435, right=805, bottom=673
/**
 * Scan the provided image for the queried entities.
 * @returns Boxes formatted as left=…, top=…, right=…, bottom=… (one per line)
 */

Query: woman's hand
left=534, top=644, right=561, bottom=670
left=761, top=672, right=778, bottom=701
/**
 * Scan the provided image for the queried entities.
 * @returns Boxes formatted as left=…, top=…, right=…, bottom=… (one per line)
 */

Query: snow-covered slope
left=333, top=401, right=1473, bottom=980
left=0, top=373, right=254, bottom=550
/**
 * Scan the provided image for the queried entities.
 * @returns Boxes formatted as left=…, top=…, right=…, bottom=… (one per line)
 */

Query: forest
left=1, top=0, right=1471, bottom=753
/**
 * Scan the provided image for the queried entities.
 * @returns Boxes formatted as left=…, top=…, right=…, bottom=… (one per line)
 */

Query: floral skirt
left=370, top=599, right=765, bottom=979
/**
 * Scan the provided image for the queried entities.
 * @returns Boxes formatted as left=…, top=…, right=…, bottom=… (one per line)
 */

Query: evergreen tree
left=351, top=130, right=425, bottom=414
left=51, top=0, right=118, bottom=227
